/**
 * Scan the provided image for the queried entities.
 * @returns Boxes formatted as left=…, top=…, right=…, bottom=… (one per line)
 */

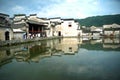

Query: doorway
left=5, top=31, right=9, bottom=40
left=58, top=31, right=61, bottom=36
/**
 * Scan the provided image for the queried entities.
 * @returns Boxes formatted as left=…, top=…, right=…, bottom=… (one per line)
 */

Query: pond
left=0, top=38, right=120, bottom=80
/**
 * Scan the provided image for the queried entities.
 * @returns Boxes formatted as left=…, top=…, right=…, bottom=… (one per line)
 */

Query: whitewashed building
left=48, top=17, right=62, bottom=37
left=90, top=26, right=103, bottom=38
left=61, top=19, right=82, bottom=37
left=12, top=14, right=28, bottom=40
left=48, top=18, right=82, bottom=37
left=13, top=29, right=26, bottom=40
left=0, top=13, right=13, bottom=41
left=27, top=14, right=49, bottom=38
left=12, top=14, right=49, bottom=39
left=103, top=24, right=120, bottom=37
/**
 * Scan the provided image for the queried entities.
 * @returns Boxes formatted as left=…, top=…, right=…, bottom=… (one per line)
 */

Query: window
left=68, top=22, right=72, bottom=27
left=69, top=47, right=72, bottom=52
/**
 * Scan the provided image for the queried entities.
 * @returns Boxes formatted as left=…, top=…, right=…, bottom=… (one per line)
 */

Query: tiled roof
left=13, top=29, right=25, bottom=32
left=0, top=24, right=11, bottom=28
left=27, top=20, right=48, bottom=26
left=12, top=23, right=27, bottom=29
left=0, top=13, right=9, bottom=17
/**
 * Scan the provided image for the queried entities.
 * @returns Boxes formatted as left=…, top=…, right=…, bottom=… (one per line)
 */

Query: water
left=0, top=38, right=120, bottom=80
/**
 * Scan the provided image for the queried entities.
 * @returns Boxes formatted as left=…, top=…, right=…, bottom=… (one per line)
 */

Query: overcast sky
left=0, top=0, right=120, bottom=18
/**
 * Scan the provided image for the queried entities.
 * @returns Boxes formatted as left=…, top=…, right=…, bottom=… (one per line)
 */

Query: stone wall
left=0, top=36, right=62, bottom=47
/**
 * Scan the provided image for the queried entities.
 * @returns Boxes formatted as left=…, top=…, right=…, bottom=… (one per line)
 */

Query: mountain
left=76, top=14, right=120, bottom=27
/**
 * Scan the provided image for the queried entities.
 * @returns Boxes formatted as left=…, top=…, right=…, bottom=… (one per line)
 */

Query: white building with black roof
left=0, top=13, right=13, bottom=41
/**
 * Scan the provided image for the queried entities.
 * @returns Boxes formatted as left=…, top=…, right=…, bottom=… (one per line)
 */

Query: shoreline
left=0, top=36, right=119, bottom=47
left=0, top=36, right=62, bottom=47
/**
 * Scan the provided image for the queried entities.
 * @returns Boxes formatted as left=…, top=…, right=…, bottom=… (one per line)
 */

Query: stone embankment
left=0, top=37, right=62, bottom=47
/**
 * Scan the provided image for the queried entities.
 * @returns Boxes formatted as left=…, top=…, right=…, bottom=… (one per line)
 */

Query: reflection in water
left=0, top=49, right=13, bottom=67
left=103, top=38, right=120, bottom=49
left=0, top=38, right=120, bottom=64
left=56, top=38, right=81, bottom=55
left=0, top=38, right=120, bottom=80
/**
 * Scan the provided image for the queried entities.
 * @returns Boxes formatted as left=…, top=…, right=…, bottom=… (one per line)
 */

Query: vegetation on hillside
left=76, top=14, right=120, bottom=27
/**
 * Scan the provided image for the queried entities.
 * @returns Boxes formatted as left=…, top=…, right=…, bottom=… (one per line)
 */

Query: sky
left=0, top=0, right=120, bottom=19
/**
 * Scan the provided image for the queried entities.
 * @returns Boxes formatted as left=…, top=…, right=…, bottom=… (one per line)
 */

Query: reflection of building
left=28, top=43, right=51, bottom=62
left=30, top=52, right=51, bottom=62
left=103, top=38, right=120, bottom=49
left=13, top=47, right=30, bottom=62
left=0, top=13, right=13, bottom=41
left=56, top=38, right=80, bottom=54
left=2, top=37, right=120, bottom=64
left=0, top=49, right=13, bottom=67
left=11, top=38, right=82, bottom=62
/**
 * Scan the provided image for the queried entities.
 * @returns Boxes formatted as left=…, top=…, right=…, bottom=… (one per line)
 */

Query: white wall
left=13, top=32, right=25, bottom=40
left=0, top=28, right=13, bottom=41
left=61, top=20, right=79, bottom=37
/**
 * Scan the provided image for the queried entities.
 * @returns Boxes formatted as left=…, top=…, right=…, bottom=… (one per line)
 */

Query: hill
left=76, top=14, right=120, bottom=27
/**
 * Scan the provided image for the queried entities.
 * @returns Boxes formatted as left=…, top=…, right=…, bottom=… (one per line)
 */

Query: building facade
left=61, top=19, right=82, bottom=37
left=103, top=24, right=120, bottom=37
left=0, top=13, right=13, bottom=41
left=48, top=18, right=82, bottom=37
left=27, top=14, right=49, bottom=38
left=12, top=14, right=28, bottom=40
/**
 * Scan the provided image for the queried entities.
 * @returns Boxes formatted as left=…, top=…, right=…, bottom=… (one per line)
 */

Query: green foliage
left=76, top=14, right=120, bottom=27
